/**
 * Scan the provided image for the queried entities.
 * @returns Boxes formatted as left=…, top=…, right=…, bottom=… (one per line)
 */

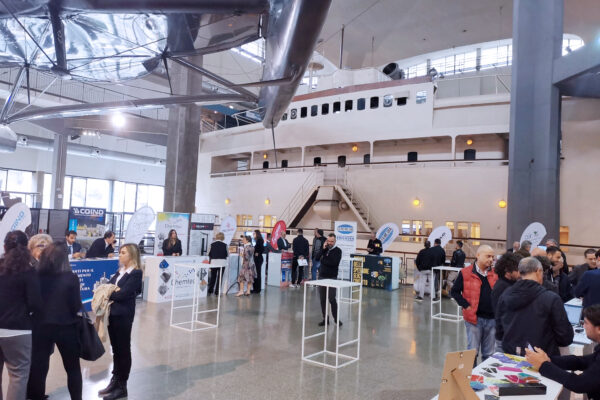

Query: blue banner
left=71, top=259, right=119, bottom=311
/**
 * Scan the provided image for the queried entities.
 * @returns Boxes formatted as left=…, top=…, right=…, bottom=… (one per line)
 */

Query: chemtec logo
left=72, top=208, right=104, bottom=216
left=337, top=224, right=354, bottom=234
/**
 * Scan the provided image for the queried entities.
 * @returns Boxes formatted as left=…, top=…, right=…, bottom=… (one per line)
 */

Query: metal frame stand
left=301, top=279, right=362, bottom=369
left=170, top=263, right=226, bottom=332
left=430, top=266, right=463, bottom=323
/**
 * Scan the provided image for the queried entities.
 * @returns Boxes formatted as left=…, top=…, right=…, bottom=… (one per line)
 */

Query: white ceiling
left=316, top=0, right=600, bottom=69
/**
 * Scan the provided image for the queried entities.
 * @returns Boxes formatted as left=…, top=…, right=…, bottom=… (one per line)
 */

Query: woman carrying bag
left=98, top=243, right=143, bottom=400
left=28, top=243, right=83, bottom=400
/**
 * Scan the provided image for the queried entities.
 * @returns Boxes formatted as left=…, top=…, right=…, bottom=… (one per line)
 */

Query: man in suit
left=318, top=233, right=343, bottom=326
left=86, top=231, right=116, bottom=258
left=569, top=248, right=597, bottom=288
left=276, top=231, right=290, bottom=252
left=65, top=229, right=83, bottom=259
left=290, top=229, right=309, bottom=287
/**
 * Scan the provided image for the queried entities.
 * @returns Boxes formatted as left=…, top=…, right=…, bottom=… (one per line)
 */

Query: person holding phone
left=317, top=233, right=342, bottom=327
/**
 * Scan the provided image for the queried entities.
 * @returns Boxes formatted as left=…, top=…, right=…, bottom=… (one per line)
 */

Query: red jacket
left=461, top=265, right=498, bottom=324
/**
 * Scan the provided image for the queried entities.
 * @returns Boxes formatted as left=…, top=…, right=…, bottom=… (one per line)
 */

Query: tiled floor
left=12, top=286, right=471, bottom=399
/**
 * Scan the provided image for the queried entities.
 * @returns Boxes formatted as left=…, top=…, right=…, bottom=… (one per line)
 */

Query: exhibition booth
left=350, top=253, right=400, bottom=290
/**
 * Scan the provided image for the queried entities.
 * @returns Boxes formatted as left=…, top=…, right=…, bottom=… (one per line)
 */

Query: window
left=42, top=173, right=52, bottom=209
left=70, top=178, right=86, bottom=207
left=7, top=170, right=33, bottom=195
left=123, top=183, right=137, bottom=212
left=333, top=101, right=341, bottom=113
left=383, top=95, right=394, bottom=107
left=112, top=181, right=125, bottom=212
left=282, top=113, right=288, bottom=121
left=232, top=38, right=265, bottom=63
left=370, top=96, right=379, bottom=109
left=63, top=177, right=72, bottom=209
left=457, top=222, right=469, bottom=239
left=357, top=98, right=366, bottom=110
left=136, top=184, right=149, bottom=210
left=310, top=105, right=318, bottom=117
left=470, top=222, right=481, bottom=246
left=259, top=215, right=277, bottom=231
left=300, top=107, right=307, bottom=118
left=236, top=214, right=253, bottom=227
left=445, top=222, right=455, bottom=236
left=85, top=178, right=110, bottom=208
left=345, top=100, right=353, bottom=111
left=148, top=186, right=164, bottom=213
left=396, top=97, right=407, bottom=106
left=401, top=219, right=411, bottom=241
left=424, top=221, right=433, bottom=237
left=412, top=220, right=423, bottom=242
left=290, top=109, right=297, bottom=119
left=0, top=169, right=6, bottom=191
left=321, top=103, right=329, bottom=115
left=236, top=160, right=249, bottom=171
left=416, top=90, right=427, bottom=104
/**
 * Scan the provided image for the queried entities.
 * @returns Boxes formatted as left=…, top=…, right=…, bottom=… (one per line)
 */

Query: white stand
left=301, top=279, right=362, bottom=369
left=170, top=263, right=226, bottom=332
left=431, top=266, right=463, bottom=323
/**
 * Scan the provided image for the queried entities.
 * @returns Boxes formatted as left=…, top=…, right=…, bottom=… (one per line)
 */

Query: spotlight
left=498, top=200, right=507, bottom=209
left=412, top=198, right=421, bottom=207
left=352, top=145, right=358, bottom=152
left=466, top=139, right=473, bottom=146
left=111, top=112, right=126, bottom=128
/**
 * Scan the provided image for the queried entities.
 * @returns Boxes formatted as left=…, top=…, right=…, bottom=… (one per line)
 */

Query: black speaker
left=363, top=154, right=371, bottom=164
left=337, top=155, right=346, bottom=167
left=281, top=160, right=288, bottom=168
left=263, top=161, right=269, bottom=169
left=407, top=152, right=418, bottom=162
left=313, top=157, right=321, bottom=166
left=464, top=149, right=476, bottom=160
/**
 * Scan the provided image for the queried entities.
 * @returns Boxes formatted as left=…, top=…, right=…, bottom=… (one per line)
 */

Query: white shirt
left=115, top=266, right=135, bottom=285
left=474, top=263, right=489, bottom=277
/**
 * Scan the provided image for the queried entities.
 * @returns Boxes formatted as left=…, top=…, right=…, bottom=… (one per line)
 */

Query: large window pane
left=136, top=184, right=149, bottom=210
left=71, top=178, right=86, bottom=207
left=7, top=170, right=33, bottom=193
left=123, top=183, right=137, bottom=212
left=148, top=186, right=164, bottom=213
left=0, top=169, right=7, bottom=191
left=85, top=178, right=110, bottom=208
left=112, top=181, right=125, bottom=212
left=42, top=173, right=52, bottom=209
left=464, top=51, right=477, bottom=72
left=63, top=177, right=72, bottom=209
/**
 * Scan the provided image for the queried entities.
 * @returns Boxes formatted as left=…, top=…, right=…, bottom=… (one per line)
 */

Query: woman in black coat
left=162, top=229, right=182, bottom=256
left=98, top=243, right=143, bottom=400
left=28, top=243, right=83, bottom=400
left=252, top=230, right=265, bottom=293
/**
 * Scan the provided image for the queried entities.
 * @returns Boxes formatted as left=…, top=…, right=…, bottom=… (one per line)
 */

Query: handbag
left=78, top=305, right=105, bottom=361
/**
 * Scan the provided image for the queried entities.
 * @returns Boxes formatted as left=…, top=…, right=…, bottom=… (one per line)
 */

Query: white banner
left=427, top=226, right=452, bottom=247
left=376, top=222, right=400, bottom=252
left=334, top=221, right=357, bottom=280
left=124, top=206, right=155, bottom=245
left=221, top=216, right=237, bottom=246
left=520, top=222, right=547, bottom=249
left=189, top=214, right=216, bottom=256
left=0, top=203, right=31, bottom=256
left=154, top=212, right=190, bottom=255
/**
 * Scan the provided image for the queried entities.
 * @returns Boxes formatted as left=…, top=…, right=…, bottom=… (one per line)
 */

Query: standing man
left=86, top=231, right=116, bottom=258
left=507, top=241, right=520, bottom=253
left=547, top=246, right=572, bottom=302
left=64, top=230, right=83, bottom=259
left=575, top=261, right=600, bottom=308
left=546, top=238, right=568, bottom=274
left=318, top=233, right=342, bottom=327
left=569, top=248, right=597, bottom=288
left=491, top=252, right=521, bottom=351
left=291, top=229, right=309, bottom=288
left=366, top=232, right=383, bottom=256
left=495, top=257, right=573, bottom=356
left=311, top=229, right=325, bottom=280
left=450, top=240, right=466, bottom=268
left=430, top=238, right=447, bottom=299
left=414, top=241, right=432, bottom=301
left=207, top=232, right=228, bottom=296
left=451, top=245, right=498, bottom=364
left=276, top=231, right=290, bottom=253
left=516, top=240, right=532, bottom=258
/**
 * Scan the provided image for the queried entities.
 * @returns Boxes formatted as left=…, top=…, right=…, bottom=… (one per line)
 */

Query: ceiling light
left=412, top=198, right=421, bottom=207
left=352, top=145, right=358, bottom=152
left=111, top=112, right=126, bottom=128
left=229, top=105, right=234, bottom=109
left=265, top=198, right=270, bottom=205
left=263, top=153, right=267, bottom=159
left=225, top=198, right=230, bottom=205
left=498, top=200, right=507, bottom=209
left=466, top=139, right=473, bottom=146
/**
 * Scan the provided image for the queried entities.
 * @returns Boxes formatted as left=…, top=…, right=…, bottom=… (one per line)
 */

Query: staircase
left=338, top=185, right=377, bottom=232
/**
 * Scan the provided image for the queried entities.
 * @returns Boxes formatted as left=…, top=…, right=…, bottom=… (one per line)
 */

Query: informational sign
left=334, top=221, right=357, bottom=280
left=351, top=254, right=395, bottom=290
left=154, top=212, right=190, bottom=255
left=189, top=214, right=216, bottom=256
left=428, top=226, right=453, bottom=247
left=270, top=220, right=287, bottom=250
left=124, top=206, right=155, bottom=245
left=376, top=222, right=400, bottom=252
left=71, top=259, right=119, bottom=311
left=520, top=222, right=547, bottom=249
left=221, top=216, right=237, bottom=246
left=68, top=207, right=106, bottom=238
left=144, top=256, right=208, bottom=303
left=0, top=203, right=32, bottom=256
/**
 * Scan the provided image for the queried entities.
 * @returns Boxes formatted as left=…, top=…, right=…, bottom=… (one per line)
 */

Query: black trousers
left=108, top=315, right=134, bottom=382
left=207, top=267, right=222, bottom=295
left=28, top=323, right=82, bottom=400
left=252, top=254, right=263, bottom=293
left=319, top=285, right=338, bottom=321
left=292, top=257, right=304, bottom=285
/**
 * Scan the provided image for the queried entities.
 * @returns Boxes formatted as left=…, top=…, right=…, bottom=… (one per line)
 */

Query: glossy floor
left=26, top=287, right=468, bottom=399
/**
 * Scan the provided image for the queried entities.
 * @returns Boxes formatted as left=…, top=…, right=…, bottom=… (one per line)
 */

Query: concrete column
left=301, top=147, right=305, bottom=167
left=506, top=0, right=563, bottom=244
left=50, top=134, right=67, bottom=209
left=164, top=56, right=202, bottom=213
left=34, top=171, right=44, bottom=208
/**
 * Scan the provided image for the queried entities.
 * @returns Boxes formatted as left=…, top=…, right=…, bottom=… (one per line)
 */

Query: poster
left=189, top=214, right=216, bottom=256
left=124, top=206, right=155, bottom=245
left=68, top=207, right=106, bottom=238
left=154, top=212, right=190, bottom=255
left=334, top=221, right=357, bottom=280
left=351, top=254, right=395, bottom=290
left=145, top=256, right=209, bottom=303
left=520, top=222, right=547, bottom=249
left=71, top=259, right=119, bottom=311
left=221, top=216, right=237, bottom=246
left=376, top=222, right=400, bottom=252
left=0, top=203, right=31, bottom=256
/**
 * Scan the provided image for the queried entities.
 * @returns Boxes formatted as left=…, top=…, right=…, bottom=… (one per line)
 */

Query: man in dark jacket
left=318, top=233, right=342, bottom=327
left=547, top=246, right=573, bottom=303
left=414, top=241, right=431, bottom=301
left=491, top=252, right=521, bottom=351
left=429, top=238, right=446, bottom=299
left=526, top=304, right=600, bottom=400
left=545, top=238, right=568, bottom=274
left=575, top=268, right=600, bottom=308
left=495, top=257, right=573, bottom=356
left=569, top=248, right=597, bottom=287
left=450, top=240, right=466, bottom=268
left=291, top=229, right=309, bottom=287
left=311, top=229, right=325, bottom=280
left=85, top=231, right=116, bottom=258
left=276, top=231, right=290, bottom=253
left=367, top=232, right=383, bottom=256
left=516, top=240, right=532, bottom=258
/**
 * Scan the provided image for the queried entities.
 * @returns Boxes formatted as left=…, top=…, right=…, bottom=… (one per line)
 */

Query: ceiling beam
left=553, top=41, right=600, bottom=85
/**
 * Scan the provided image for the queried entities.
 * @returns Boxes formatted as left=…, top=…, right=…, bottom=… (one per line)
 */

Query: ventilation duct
left=0, top=125, right=17, bottom=153
left=383, top=62, right=404, bottom=80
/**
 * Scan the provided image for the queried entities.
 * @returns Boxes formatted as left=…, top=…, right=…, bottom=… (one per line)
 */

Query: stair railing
left=279, top=170, right=322, bottom=224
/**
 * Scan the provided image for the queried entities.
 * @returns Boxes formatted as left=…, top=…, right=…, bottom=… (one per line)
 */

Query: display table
left=350, top=253, right=400, bottom=290
left=71, top=258, right=119, bottom=311
left=431, top=266, right=463, bottom=323
left=301, top=279, right=362, bottom=369
left=170, top=263, right=226, bottom=332
left=144, top=255, right=208, bottom=303
left=266, top=251, right=293, bottom=287
left=431, top=353, right=563, bottom=400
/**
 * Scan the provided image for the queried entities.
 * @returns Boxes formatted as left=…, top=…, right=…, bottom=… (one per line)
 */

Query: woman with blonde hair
left=98, top=243, right=143, bottom=400
left=28, top=234, right=53, bottom=265
left=236, top=235, right=256, bottom=297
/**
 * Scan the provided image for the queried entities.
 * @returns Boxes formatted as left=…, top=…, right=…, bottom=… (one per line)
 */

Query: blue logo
left=379, top=227, right=394, bottom=243
left=159, top=259, right=169, bottom=269
left=337, top=224, right=354, bottom=234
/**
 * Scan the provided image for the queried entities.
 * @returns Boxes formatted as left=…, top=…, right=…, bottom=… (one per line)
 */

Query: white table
left=431, top=353, right=563, bottom=400
left=301, top=279, right=362, bottom=369
left=431, top=266, right=463, bottom=323
left=169, top=263, right=226, bottom=332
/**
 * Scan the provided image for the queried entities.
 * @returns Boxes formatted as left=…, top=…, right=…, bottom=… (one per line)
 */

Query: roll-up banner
left=376, top=222, right=400, bottom=252
left=0, top=203, right=32, bottom=256
left=189, top=214, right=216, bottom=256
left=520, top=222, right=547, bottom=249
left=270, top=220, right=287, bottom=250
left=220, top=216, right=237, bottom=246
left=334, top=221, right=357, bottom=280
left=68, top=207, right=106, bottom=238
left=154, top=212, right=190, bottom=255
left=124, top=206, right=155, bottom=245
left=427, top=226, right=453, bottom=247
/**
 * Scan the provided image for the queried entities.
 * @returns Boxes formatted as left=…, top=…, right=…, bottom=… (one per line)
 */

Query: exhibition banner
left=124, top=206, right=155, bottom=245
left=520, top=222, right=547, bottom=249
left=351, top=254, right=394, bottom=290
left=145, top=256, right=208, bottom=303
left=68, top=207, right=106, bottom=238
left=154, top=212, right=190, bottom=255
left=189, top=213, right=216, bottom=255
left=270, top=220, right=287, bottom=250
left=334, top=221, right=357, bottom=280
left=221, top=216, right=237, bottom=246
left=427, top=226, right=453, bottom=247
left=376, top=222, right=400, bottom=252
left=0, top=203, right=32, bottom=256
left=71, top=259, right=119, bottom=311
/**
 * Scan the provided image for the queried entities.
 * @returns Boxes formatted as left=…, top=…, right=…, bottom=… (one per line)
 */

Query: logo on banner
left=271, top=220, right=287, bottom=249
left=159, top=259, right=169, bottom=269
left=71, top=208, right=104, bottom=217
left=520, top=222, right=547, bottom=249
left=427, top=226, right=453, bottom=247
left=337, top=224, right=354, bottom=234
left=376, top=223, right=400, bottom=251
